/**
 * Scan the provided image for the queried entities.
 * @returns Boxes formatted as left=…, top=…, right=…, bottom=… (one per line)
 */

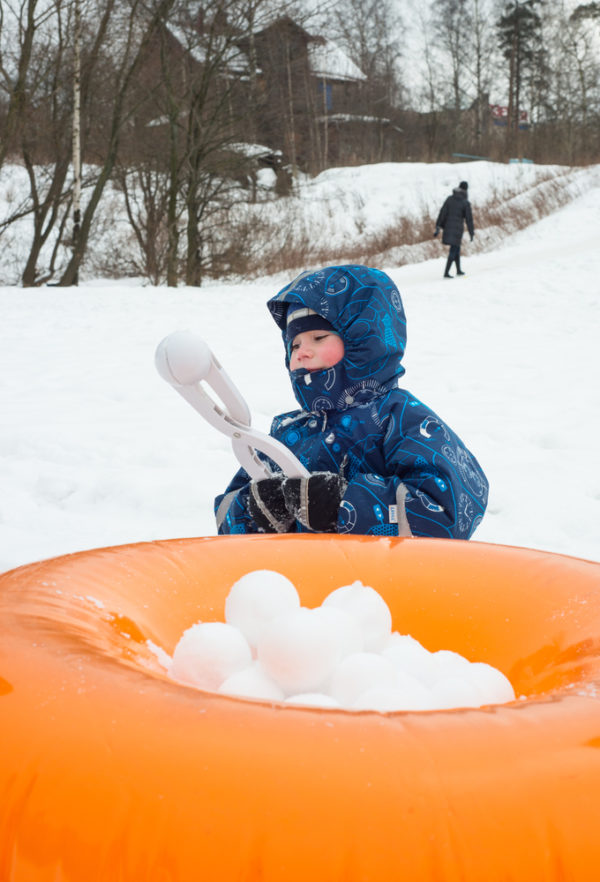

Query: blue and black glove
left=433, top=227, right=440, bottom=238
left=248, top=475, right=294, bottom=533
left=282, top=472, right=347, bottom=533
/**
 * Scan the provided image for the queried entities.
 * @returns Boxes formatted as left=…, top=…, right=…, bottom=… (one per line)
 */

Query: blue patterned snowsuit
left=215, top=265, right=488, bottom=538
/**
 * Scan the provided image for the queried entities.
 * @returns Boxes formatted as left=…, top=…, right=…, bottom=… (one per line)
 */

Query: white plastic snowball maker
left=155, top=330, right=309, bottom=480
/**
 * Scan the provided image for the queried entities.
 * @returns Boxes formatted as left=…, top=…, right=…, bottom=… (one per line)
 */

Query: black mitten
left=283, top=472, right=347, bottom=533
left=248, top=475, right=294, bottom=533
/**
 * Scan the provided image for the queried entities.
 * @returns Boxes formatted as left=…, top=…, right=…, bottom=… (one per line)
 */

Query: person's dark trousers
left=444, top=244, right=460, bottom=277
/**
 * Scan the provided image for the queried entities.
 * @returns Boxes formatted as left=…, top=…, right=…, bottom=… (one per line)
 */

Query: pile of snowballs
left=166, top=570, right=516, bottom=712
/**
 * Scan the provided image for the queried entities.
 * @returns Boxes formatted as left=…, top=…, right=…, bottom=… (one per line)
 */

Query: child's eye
left=290, top=342, right=299, bottom=351
left=314, top=334, right=329, bottom=342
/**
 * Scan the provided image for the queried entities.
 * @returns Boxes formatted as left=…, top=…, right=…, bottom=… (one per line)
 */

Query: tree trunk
left=71, top=0, right=82, bottom=286
left=0, top=0, right=39, bottom=171
left=57, top=0, right=176, bottom=286
left=21, top=154, right=70, bottom=287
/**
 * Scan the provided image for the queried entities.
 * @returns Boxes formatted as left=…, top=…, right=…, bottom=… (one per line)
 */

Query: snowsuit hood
left=267, top=265, right=406, bottom=414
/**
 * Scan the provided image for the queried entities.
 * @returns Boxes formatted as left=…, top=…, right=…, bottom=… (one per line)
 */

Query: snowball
left=381, top=633, right=437, bottom=685
left=169, top=621, right=252, bottom=690
left=322, top=580, right=392, bottom=652
left=218, top=661, right=285, bottom=702
left=225, top=569, right=300, bottom=650
left=352, top=674, right=435, bottom=712
left=430, top=675, right=484, bottom=709
left=285, top=692, right=340, bottom=708
left=465, top=662, right=516, bottom=705
left=432, top=649, right=472, bottom=675
left=395, top=670, right=437, bottom=710
left=257, top=607, right=342, bottom=695
left=311, top=605, right=364, bottom=658
left=330, top=652, right=398, bottom=707
left=167, top=570, right=517, bottom=714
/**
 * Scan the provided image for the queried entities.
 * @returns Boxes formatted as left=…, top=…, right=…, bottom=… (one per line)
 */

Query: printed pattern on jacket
left=215, top=265, right=488, bottom=538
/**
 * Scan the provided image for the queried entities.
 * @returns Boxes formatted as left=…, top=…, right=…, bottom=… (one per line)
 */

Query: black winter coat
left=436, top=188, right=474, bottom=247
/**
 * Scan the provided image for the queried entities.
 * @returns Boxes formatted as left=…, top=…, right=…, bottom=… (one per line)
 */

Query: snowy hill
left=1, top=159, right=597, bottom=284
left=1, top=160, right=599, bottom=571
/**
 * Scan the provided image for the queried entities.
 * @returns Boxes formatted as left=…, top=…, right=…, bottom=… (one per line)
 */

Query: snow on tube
left=2, top=535, right=600, bottom=882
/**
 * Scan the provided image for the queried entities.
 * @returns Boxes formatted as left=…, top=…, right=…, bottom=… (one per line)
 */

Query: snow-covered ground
left=1, top=161, right=599, bottom=573
left=0, top=159, right=594, bottom=284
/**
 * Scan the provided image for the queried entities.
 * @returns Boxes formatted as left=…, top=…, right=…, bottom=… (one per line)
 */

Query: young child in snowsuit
left=214, top=265, right=488, bottom=538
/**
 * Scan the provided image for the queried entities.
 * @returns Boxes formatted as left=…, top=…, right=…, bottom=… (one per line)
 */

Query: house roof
left=166, top=23, right=249, bottom=73
left=308, top=39, right=366, bottom=83
left=247, top=16, right=366, bottom=84
left=165, top=14, right=366, bottom=85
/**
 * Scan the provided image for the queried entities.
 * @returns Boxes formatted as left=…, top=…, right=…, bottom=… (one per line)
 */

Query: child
left=215, top=265, right=488, bottom=538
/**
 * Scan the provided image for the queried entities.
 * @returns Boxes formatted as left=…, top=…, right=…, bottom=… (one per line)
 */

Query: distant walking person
left=434, top=181, right=474, bottom=278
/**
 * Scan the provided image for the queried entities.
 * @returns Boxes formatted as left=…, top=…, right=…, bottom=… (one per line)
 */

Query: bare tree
left=114, top=0, right=282, bottom=286
left=465, top=0, right=500, bottom=152
left=317, top=0, right=405, bottom=165
left=406, top=4, right=447, bottom=160
left=324, top=0, right=403, bottom=112
left=71, top=0, right=81, bottom=283
left=533, top=1, right=600, bottom=163
left=0, top=0, right=76, bottom=285
left=433, top=0, right=470, bottom=114
left=58, top=0, right=177, bottom=285
left=0, top=0, right=55, bottom=171
left=0, top=0, right=177, bottom=286
left=571, top=2, right=600, bottom=21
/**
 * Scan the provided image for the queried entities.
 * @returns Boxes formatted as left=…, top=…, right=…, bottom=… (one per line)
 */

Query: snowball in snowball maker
left=257, top=607, right=342, bottom=695
left=323, top=581, right=392, bottom=652
left=225, top=570, right=300, bottom=649
left=169, top=622, right=252, bottom=690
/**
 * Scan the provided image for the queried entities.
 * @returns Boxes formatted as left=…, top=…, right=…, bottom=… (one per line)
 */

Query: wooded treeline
left=0, top=0, right=599, bottom=287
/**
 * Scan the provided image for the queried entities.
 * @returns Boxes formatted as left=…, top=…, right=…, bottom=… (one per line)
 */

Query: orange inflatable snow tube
left=2, top=534, right=600, bottom=882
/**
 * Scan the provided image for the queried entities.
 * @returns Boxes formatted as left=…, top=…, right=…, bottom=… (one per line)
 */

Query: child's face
left=289, top=330, right=344, bottom=372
